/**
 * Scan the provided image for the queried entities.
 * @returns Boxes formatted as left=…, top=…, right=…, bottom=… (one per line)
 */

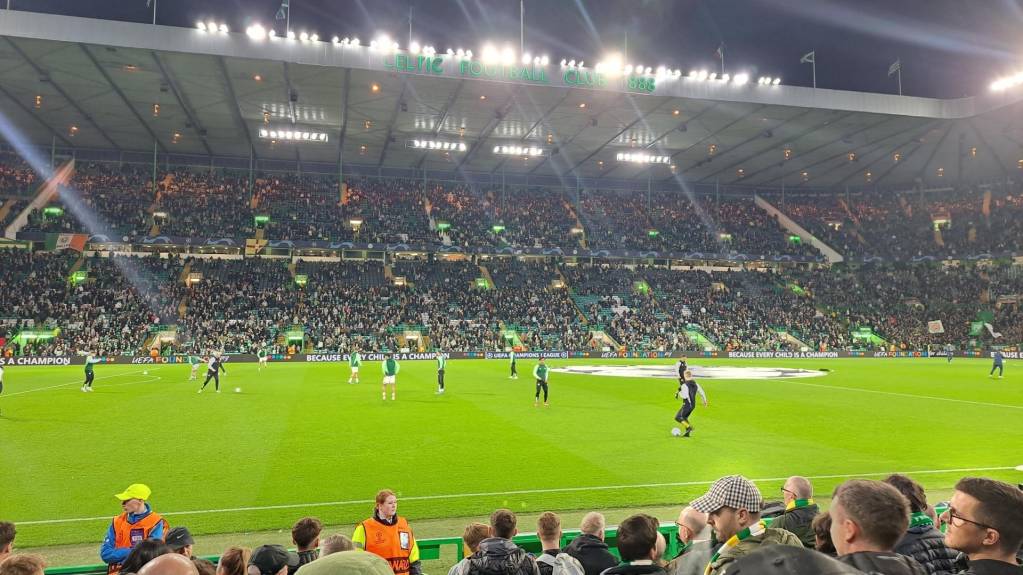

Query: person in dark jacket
left=600, top=514, right=668, bottom=575
left=564, top=513, right=619, bottom=575
left=883, top=474, right=959, bottom=575
left=770, top=476, right=819, bottom=548
left=464, top=509, right=539, bottom=575
left=830, top=479, right=928, bottom=575
left=942, top=477, right=1023, bottom=575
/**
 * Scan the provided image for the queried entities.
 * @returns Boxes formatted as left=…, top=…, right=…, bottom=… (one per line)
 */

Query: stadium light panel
left=269, top=30, right=276, bottom=38
left=332, top=36, right=340, bottom=44
left=259, top=127, right=329, bottom=143
left=501, top=46, right=516, bottom=66
left=287, top=30, right=296, bottom=40
left=733, top=73, right=749, bottom=86
left=196, top=21, right=206, bottom=31
left=310, top=34, right=319, bottom=42
left=219, top=24, right=229, bottom=33
left=522, top=52, right=532, bottom=65
left=410, top=41, right=421, bottom=54
left=493, top=145, right=545, bottom=157
left=247, top=24, right=267, bottom=40
left=207, top=21, right=218, bottom=33
left=616, top=152, right=672, bottom=165
left=482, top=44, right=499, bottom=64
left=772, top=77, right=781, bottom=85
left=351, top=37, right=360, bottom=46
left=721, top=73, right=731, bottom=83
left=408, top=139, right=468, bottom=152
left=299, top=31, right=309, bottom=41
left=541, top=55, right=549, bottom=65
left=696, top=70, right=709, bottom=81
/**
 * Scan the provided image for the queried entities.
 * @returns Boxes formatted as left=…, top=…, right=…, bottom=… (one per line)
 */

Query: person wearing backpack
left=536, top=512, right=586, bottom=575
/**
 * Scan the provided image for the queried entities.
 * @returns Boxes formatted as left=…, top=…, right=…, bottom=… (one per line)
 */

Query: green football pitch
left=1, top=357, right=1020, bottom=550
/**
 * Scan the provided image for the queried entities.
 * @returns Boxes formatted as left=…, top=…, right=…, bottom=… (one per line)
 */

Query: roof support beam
left=214, top=56, right=256, bottom=159
left=3, top=37, right=120, bottom=150
left=827, top=120, right=938, bottom=187
left=281, top=61, right=301, bottom=166
left=377, top=78, right=408, bottom=168
left=152, top=52, right=214, bottom=156
left=78, top=44, right=166, bottom=153
left=749, top=115, right=893, bottom=185
left=0, top=83, right=73, bottom=148
left=600, top=102, right=720, bottom=179
left=696, top=109, right=839, bottom=183
left=490, top=89, right=571, bottom=175
left=564, top=96, right=671, bottom=174
left=415, top=79, right=464, bottom=170
left=457, top=90, right=520, bottom=171
left=530, top=95, right=624, bottom=175
left=337, top=68, right=350, bottom=167
left=914, top=120, right=956, bottom=184
left=650, top=104, right=767, bottom=183
left=868, top=122, right=944, bottom=186
left=966, top=118, right=1008, bottom=179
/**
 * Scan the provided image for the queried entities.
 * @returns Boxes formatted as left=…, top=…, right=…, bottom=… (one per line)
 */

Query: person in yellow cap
left=101, top=484, right=168, bottom=575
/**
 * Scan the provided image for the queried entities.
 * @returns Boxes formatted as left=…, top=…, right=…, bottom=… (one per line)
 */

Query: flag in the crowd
left=888, top=59, right=901, bottom=77
left=800, top=51, right=815, bottom=64
left=927, top=320, right=944, bottom=334
left=44, top=233, right=87, bottom=252
left=984, top=323, right=1003, bottom=339
left=970, top=321, right=984, bottom=336
left=715, top=43, right=725, bottom=60
left=275, top=0, right=289, bottom=20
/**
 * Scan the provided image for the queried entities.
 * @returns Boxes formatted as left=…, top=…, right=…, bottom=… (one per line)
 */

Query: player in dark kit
left=81, top=353, right=102, bottom=392
left=199, top=353, right=227, bottom=393
left=674, top=369, right=708, bottom=437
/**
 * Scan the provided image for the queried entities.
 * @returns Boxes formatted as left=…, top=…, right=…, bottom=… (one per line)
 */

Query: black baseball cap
left=249, top=545, right=300, bottom=575
left=165, top=527, right=195, bottom=549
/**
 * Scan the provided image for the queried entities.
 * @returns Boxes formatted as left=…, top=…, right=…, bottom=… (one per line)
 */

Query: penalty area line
left=14, top=464, right=1017, bottom=525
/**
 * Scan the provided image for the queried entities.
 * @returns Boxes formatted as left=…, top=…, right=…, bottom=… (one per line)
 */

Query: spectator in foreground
left=601, top=514, right=667, bottom=575
left=812, top=512, right=837, bottom=557
left=448, top=523, right=490, bottom=575
left=535, top=512, right=584, bottom=575
left=215, top=547, right=251, bottom=575
left=120, top=540, right=172, bottom=575
left=465, top=509, right=538, bottom=575
left=666, top=507, right=712, bottom=575
left=883, top=474, right=958, bottom=575
left=0, top=555, right=45, bottom=575
left=247, top=545, right=299, bottom=575
left=830, top=479, right=927, bottom=575
left=320, top=535, right=355, bottom=557
left=138, top=554, right=199, bottom=575
left=0, top=522, right=15, bottom=565
left=770, top=476, right=819, bottom=548
left=192, top=559, right=216, bottom=575
left=293, top=550, right=393, bottom=575
left=166, top=528, right=195, bottom=559
left=564, top=512, right=618, bottom=575
left=353, top=490, right=420, bottom=575
left=292, top=517, right=323, bottom=570
left=942, top=477, right=1023, bottom=575
left=690, top=475, right=802, bottom=575
left=101, top=484, right=168, bottom=575
left=726, top=545, right=862, bottom=575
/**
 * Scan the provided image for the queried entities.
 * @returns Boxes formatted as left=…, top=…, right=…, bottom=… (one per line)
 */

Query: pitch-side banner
left=2, top=350, right=1016, bottom=366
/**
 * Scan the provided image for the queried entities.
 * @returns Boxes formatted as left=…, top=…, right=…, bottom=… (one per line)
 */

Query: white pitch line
left=2, top=368, right=159, bottom=398
left=769, top=379, right=1023, bottom=410
left=14, top=465, right=1017, bottom=525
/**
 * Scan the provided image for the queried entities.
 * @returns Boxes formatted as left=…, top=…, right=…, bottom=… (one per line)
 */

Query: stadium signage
left=726, top=351, right=841, bottom=359
left=0, top=356, right=72, bottom=366
left=458, top=60, right=549, bottom=84
left=484, top=351, right=569, bottom=359
left=383, top=53, right=444, bottom=75
left=563, top=68, right=607, bottom=88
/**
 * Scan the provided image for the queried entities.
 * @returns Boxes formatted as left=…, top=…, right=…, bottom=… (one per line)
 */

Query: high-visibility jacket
left=104, top=509, right=168, bottom=574
left=353, top=515, right=419, bottom=575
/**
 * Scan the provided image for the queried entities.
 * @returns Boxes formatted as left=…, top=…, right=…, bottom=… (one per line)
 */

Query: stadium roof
left=2, top=11, right=1023, bottom=190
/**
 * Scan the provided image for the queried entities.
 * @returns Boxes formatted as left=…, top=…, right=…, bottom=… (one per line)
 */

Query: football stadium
left=0, top=2, right=1022, bottom=575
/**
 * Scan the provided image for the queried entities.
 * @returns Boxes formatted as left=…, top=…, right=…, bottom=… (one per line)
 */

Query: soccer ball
left=671, top=427, right=682, bottom=437
left=142, top=370, right=148, bottom=375
left=234, top=387, right=241, bottom=393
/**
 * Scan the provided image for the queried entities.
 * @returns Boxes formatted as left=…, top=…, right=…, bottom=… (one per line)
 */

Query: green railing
left=44, top=524, right=681, bottom=575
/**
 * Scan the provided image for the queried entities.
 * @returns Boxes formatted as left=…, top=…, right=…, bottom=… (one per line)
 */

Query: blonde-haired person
left=353, top=490, right=420, bottom=575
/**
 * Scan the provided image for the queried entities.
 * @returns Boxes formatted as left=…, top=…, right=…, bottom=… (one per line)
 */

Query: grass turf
left=1, top=357, right=1020, bottom=558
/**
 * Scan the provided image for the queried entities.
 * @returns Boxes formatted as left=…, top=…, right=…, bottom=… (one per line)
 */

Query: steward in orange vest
left=100, top=484, right=168, bottom=575
left=352, top=490, right=420, bottom=575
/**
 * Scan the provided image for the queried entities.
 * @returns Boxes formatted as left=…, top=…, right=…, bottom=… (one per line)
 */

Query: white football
left=234, top=387, right=241, bottom=393
left=671, top=427, right=682, bottom=437
left=142, top=370, right=148, bottom=375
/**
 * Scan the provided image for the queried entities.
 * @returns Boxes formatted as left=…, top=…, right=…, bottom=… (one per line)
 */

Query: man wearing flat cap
left=689, top=475, right=802, bottom=575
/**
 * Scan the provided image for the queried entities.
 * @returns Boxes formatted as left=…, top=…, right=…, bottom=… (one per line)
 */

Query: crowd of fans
left=2, top=473, right=1020, bottom=575
left=1, top=249, right=1021, bottom=355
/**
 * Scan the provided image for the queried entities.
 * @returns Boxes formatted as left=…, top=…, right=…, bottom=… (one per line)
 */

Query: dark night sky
left=12, top=0, right=1023, bottom=99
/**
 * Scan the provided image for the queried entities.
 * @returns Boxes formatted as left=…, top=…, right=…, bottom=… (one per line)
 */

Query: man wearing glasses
left=770, top=476, right=819, bottom=548
left=942, top=477, right=1023, bottom=575
left=665, top=507, right=711, bottom=575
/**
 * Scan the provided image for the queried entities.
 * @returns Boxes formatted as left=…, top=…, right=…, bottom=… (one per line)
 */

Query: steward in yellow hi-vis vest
left=352, top=489, right=420, bottom=575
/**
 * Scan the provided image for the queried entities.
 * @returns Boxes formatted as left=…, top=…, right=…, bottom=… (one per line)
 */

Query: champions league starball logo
left=548, top=365, right=828, bottom=380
